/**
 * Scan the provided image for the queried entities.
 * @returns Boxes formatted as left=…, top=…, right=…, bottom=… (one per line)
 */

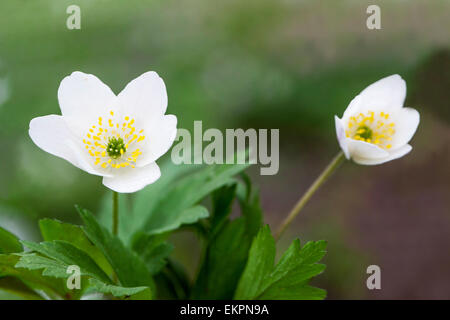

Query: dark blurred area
left=0, top=0, right=449, bottom=299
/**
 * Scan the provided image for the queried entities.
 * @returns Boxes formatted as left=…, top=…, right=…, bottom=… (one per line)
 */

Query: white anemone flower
left=29, top=71, right=177, bottom=193
left=335, top=74, right=419, bottom=165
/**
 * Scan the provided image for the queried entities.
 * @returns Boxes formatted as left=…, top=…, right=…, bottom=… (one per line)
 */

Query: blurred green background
left=0, top=0, right=449, bottom=299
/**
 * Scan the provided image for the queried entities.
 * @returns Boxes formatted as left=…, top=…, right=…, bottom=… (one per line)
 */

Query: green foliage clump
left=0, top=160, right=326, bottom=300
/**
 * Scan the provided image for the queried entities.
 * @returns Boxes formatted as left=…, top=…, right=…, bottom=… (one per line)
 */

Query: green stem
left=112, top=191, right=119, bottom=236
left=274, top=151, right=345, bottom=241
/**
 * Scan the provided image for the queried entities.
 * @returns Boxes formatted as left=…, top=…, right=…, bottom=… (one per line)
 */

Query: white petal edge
left=334, top=116, right=350, bottom=159
left=137, top=114, right=178, bottom=167
left=117, top=71, right=168, bottom=120
left=102, top=162, right=161, bottom=193
left=392, top=107, right=420, bottom=149
left=29, top=115, right=109, bottom=177
left=347, top=139, right=389, bottom=160
left=58, top=71, right=118, bottom=133
left=352, top=144, right=412, bottom=165
left=341, top=95, right=362, bottom=123
left=357, top=74, right=406, bottom=113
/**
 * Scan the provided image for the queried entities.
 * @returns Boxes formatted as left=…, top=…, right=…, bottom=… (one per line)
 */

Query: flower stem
left=274, top=151, right=346, bottom=241
left=112, top=191, right=119, bottom=236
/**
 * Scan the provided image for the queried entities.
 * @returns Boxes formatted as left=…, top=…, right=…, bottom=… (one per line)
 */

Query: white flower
left=335, top=74, right=419, bottom=165
left=29, top=71, right=177, bottom=193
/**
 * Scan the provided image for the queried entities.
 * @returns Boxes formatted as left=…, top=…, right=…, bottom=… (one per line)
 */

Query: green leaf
left=132, top=233, right=174, bottom=275
left=19, top=240, right=112, bottom=284
left=258, top=284, right=326, bottom=300
left=210, top=184, right=237, bottom=237
left=39, top=219, right=113, bottom=277
left=191, top=218, right=251, bottom=299
left=234, top=225, right=275, bottom=299
left=77, top=207, right=155, bottom=294
left=261, top=240, right=327, bottom=290
left=97, top=161, right=199, bottom=244
left=234, top=227, right=327, bottom=300
left=131, top=162, right=201, bottom=236
left=239, top=189, right=263, bottom=238
left=89, top=278, right=152, bottom=300
left=191, top=186, right=263, bottom=299
left=142, top=161, right=250, bottom=235
left=0, top=226, right=22, bottom=254
left=15, top=253, right=70, bottom=279
left=0, top=254, right=66, bottom=298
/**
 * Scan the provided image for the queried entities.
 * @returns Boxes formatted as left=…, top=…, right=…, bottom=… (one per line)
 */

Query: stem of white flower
left=112, top=191, right=119, bottom=236
left=274, top=151, right=346, bottom=241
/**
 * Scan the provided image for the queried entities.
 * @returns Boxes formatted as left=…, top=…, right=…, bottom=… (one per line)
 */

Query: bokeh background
left=0, top=0, right=449, bottom=299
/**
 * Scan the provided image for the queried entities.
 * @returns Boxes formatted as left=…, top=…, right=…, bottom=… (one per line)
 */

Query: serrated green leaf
left=0, top=254, right=66, bottom=298
left=15, top=253, right=69, bottom=278
left=0, top=226, right=22, bottom=254
left=20, top=240, right=112, bottom=284
left=39, top=219, right=113, bottom=277
left=261, top=240, right=327, bottom=291
left=89, top=278, right=152, bottom=300
left=234, top=225, right=275, bottom=299
left=77, top=207, right=155, bottom=295
left=234, top=227, right=327, bottom=300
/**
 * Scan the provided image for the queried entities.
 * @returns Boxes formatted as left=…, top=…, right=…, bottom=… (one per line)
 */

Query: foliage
left=0, top=161, right=326, bottom=300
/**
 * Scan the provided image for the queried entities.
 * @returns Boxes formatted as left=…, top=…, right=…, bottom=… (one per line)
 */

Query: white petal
left=29, top=115, right=108, bottom=177
left=58, top=71, right=118, bottom=133
left=342, top=95, right=362, bottom=123
left=347, top=139, right=389, bottom=160
left=136, top=115, right=177, bottom=167
left=117, top=71, right=168, bottom=120
left=102, top=162, right=161, bottom=193
left=352, top=144, right=412, bottom=165
left=392, top=107, right=420, bottom=148
left=334, top=116, right=350, bottom=159
left=357, top=74, right=406, bottom=113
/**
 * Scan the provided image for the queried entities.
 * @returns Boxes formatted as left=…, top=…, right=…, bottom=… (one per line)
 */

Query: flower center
left=106, top=137, right=126, bottom=159
left=82, top=110, right=146, bottom=169
left=346, top=111, right=395, bottom=149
